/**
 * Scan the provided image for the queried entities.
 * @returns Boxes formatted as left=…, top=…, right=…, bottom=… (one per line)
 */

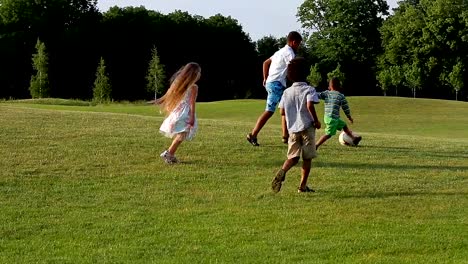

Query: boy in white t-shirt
left=271, top=57, right=321, bottom=193
left=246, top=31, right=302, bottom=146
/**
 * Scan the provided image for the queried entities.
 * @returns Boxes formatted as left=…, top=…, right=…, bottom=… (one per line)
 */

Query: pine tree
left=307, top=63, right=322, bottom=87
left=92, top=57, right=112, bottom=103
left=146, top=46, right=165, bottom=101
left=29, top=39, right=50, bottom=98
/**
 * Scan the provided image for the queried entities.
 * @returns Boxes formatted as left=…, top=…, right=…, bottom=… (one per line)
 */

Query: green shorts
left=324, top=116, right=346, bottom=136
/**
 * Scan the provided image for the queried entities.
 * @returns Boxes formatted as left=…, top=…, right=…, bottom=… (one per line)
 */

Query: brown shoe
left=271, top=169, right=286, bottom=193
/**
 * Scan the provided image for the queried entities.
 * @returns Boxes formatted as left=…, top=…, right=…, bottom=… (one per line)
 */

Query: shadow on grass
left=253, top=188, right=468, bottom=200
left=321, top=190, right=468, bottom=199
left=364, top=145, right=468, bottom=159
left=225, top=157, right=467, bottom=173
left=244, top=143, right=467, bottom=160
left=316, top=161, right=468, bottom=172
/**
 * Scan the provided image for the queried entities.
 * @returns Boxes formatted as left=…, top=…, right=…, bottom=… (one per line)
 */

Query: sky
left=97, top=0, right=399, bottom=41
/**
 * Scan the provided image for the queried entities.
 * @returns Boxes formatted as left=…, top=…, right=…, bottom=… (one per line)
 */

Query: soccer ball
left=338, top=131, right=361, bottom=146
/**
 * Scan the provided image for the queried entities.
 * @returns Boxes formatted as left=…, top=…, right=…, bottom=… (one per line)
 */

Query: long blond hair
left=157, top=62, right=201, bottom=113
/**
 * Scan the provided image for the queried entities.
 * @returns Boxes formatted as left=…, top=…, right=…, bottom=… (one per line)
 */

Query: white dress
left=159, top=86, right=198, bottom=141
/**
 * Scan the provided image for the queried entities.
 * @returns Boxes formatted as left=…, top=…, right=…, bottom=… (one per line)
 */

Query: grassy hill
left=1, top=97, right=467, bottom=263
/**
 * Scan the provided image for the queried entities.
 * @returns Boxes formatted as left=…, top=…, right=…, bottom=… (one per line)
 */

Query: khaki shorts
left=287, top=127, right=317, bottom=160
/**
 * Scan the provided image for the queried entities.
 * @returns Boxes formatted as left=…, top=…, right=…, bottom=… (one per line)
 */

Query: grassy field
left=1, top=97, right=467, bottom=263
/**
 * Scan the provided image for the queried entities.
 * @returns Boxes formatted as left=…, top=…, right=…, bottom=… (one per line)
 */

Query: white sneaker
left=160, top=150, right=178, bottom=164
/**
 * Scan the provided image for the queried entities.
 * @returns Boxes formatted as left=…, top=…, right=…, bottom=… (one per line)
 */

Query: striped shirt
left=318, top=90, right=351, bottom=119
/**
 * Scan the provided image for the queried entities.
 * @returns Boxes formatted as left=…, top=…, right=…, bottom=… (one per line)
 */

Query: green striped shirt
left=318, top=90, right=351, bottom=119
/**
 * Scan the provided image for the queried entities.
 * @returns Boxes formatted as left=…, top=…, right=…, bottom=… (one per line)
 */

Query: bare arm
left=263, top=58, right=272, bottom=86
left=188, top=85, right=198, bottom=126
left=307, top=101, right=321, bottom=129
left=341, top=97, right=353, bottom=123
left=280, top=107, right=288, bottom=138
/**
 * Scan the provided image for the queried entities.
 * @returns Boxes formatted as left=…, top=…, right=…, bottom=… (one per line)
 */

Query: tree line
left=297, top=0, right=467, bottom=100
left=0, top=0, right=466, bottom=101
left=0, top=1, right=258, bottom=102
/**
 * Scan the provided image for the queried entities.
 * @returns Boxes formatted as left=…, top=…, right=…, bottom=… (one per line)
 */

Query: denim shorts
left=265, top=81, right=285, bottom=112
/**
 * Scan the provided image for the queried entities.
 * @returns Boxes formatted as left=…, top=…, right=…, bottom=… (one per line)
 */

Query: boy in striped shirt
left=315, top=77, right=361, bottom=149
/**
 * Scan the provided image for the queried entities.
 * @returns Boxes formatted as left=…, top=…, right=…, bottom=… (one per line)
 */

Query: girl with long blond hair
left=157, top=62, right=201, bottom=164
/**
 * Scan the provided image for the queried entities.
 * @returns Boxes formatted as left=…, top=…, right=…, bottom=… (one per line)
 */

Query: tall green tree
left=389, top=66, right=404, bottom=96
left=327, top=64, right=346, bottom=85
left=403, top=62, right=423, bottom=98
left=0, top=0, right=100, bottom=99
left=446, top=61, right=464, bottom=101
left=1, top=2, right=260, bottom=101
left=100, top=8, right=258, bottom=101
left=256, top=36, right=280, bottom=61
left=29, top=39, right=50, bottom=98
left=146, top=46, right=165, bottom=100
left=203, top=13, right=258, bottom=100
left=377, top=69, right=392, bottom=96
left=298, top=0, right=389, bottom=95
left=379, top=0, right=468, bottom=99
left=375, top=63, right=404, bottom=96
left=307, top=63, right=322, bottom=87
left=92, top=57, right=111, bottom=103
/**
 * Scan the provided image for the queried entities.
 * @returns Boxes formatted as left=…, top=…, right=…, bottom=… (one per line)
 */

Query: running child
left=246, top=31, right=302, bottom=146
left=315, top=77, right=361, bottom=149
left=157, top=62, right=201, bottom=164
left=271, top=57, right=321, bottom=193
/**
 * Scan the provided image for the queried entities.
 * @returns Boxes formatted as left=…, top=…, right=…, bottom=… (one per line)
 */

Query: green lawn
left=1, top=97, right=467, bottom=263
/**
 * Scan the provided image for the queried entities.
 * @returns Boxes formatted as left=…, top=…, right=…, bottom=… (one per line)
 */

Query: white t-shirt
left=278, top=82, right=319, bottom=133
left=266, top=45, right=295, bottom=87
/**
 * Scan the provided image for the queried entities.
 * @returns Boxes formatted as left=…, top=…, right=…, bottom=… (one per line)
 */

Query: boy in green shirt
left=315, top=77, right=361, bottom=149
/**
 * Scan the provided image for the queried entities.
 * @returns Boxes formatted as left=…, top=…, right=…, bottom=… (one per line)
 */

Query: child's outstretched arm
left=307, top=101, right=321, bottom=129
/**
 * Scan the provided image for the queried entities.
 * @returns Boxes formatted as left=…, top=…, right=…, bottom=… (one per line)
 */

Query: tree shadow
left=363, top=145, right=414, bottom=151
left=317, top=190, right=468, bottom=199
left=364, top=144, right=468, bottom=159
left=316, top=161, right=468, bottom=172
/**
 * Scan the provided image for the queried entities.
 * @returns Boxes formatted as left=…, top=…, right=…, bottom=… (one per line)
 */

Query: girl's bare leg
left=168, top=133, right=186, bottom=155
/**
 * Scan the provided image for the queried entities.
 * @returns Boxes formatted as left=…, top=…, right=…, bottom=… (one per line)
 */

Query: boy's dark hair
left=287, top=31, right=302, bottom=42
left=330, top=77, right=342, bottom=90
left=287, top=57, right=308, bottom=83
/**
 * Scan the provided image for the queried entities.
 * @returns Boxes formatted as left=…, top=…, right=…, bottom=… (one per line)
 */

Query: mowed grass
left=0, top=97, right=467, bottom=263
